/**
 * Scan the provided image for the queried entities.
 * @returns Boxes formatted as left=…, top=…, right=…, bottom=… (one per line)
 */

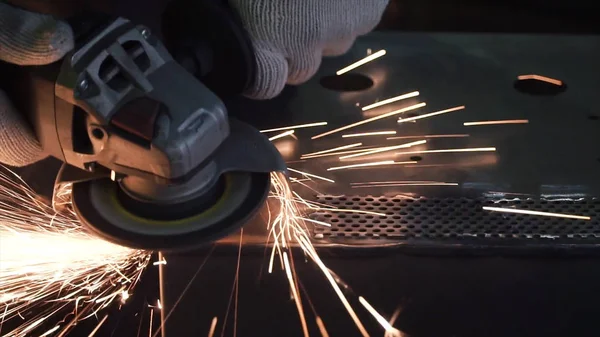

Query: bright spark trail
left=268, top=172, right=373, bottom=336
left=0, top=168, right=151, bottom=337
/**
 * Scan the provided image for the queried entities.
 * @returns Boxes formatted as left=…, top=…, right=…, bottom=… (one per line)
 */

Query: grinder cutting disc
left=71, top=172, right=270, bottom=251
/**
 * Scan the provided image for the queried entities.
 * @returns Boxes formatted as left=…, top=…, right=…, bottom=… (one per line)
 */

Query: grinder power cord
left=0, top=0, right=388, bottom=251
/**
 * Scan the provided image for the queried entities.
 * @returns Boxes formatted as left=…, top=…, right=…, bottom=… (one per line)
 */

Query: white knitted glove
left=0, top=2, right=74, bottom=166
left=229, top=0, right=389, bottom=99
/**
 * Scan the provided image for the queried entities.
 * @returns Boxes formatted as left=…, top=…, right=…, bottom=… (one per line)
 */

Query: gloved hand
left=0, top=0, right=388, bottom=166
left=0, top=2, right=74, bottom=166
left=229, top=0, right=389, bottom=99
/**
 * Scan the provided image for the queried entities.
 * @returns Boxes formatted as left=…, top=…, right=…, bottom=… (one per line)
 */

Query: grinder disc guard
left=70, top=119, right=285, bottom=251
left=72, top=172, right=270, bottom=251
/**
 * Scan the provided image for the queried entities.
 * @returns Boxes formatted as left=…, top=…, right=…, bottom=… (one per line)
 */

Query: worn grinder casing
left=0, top=3, right=285, bottom=251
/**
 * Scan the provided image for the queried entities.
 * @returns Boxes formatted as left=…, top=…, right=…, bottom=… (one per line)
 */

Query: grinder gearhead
left=5, top=14, right=285, bottom=251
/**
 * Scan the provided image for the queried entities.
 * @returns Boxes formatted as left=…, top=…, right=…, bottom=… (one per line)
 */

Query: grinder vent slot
left=98, top=41, right=150, bottom=92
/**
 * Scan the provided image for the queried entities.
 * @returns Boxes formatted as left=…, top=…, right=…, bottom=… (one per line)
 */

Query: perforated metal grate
left=310, top=196, right=600, bottom=241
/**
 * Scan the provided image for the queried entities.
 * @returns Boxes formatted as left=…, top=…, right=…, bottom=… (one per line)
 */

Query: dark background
left=7, top=0, right=600, bottom=336
left=377, top=0, right=600, bottom=33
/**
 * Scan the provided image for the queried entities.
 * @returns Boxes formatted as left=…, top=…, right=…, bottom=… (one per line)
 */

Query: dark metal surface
left=282, top=32, right=600, bottom=196
left=220, top=31, right=600, bottom=253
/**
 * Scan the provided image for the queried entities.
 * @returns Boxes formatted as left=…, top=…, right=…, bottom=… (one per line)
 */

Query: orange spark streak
left=153, top=258, right=167, bottom=266
left=0, top=170, right=150, bottom=336
left=283, top=252, right=309, bottom=337
left=351, top=182, right=458, bottom=188
left=313, top=208, right=387, bottom=217
left=395, top=147, right=496, bottom=156
left=269, top=130, right=295, bottom=141
left=148, top=309, right=154, bottom=337
left=482, top=206, right=591, bottom=220
left=297, top=217, right=331, bottom=227
left=208, top=317, right=218, bottom=337
left=336, top=49, right=386, bottom=75
left=351, top=180, right=440, bottom=185
left=359, top=297, right=394, bottom=331
left=316, top=316, right=330, bottom=337
left=301, top=143, right=363, bottom=157
left=328, top=161, right=395, bottom=171
left=361, top=91, right=420, bottom=111
left=296, top=236, right=369, bottom=337
left=87, top=314, right=108, bottom=337
left=397, top=106, right=465, bottom=124
left=342, top=131, right=397, bottom=138
left=386, top=134, right=469, bottom=140
left=260, top=122, right=327, bottom=133
left=40, top=326, right=61, bottom=337
left=300, top=148, right=377, bottom=159
left=287, top=168, right=335, bottom=183
left=330, top=161, right=418, bottom=170
left=312, top=103, right=426, bottom=140
left=517, top=74, right=563, bottom=86
left=463, top=119, right=529, bottom=126
left=340, top=140, right=426, bottom=160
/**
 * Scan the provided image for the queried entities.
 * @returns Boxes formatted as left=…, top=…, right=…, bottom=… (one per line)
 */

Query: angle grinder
left=1, top=0, right=286, bottom=251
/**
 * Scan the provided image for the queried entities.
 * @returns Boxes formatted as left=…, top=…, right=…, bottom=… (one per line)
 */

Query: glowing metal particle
left=362, top=91, right=420, bottom=111
left=328, top=161, right=395, bottom=171
left=302, top=143, right=363, bottom=157
left=40, top=326, right=61, bottom=337
left=269, top=130, right=296, bottom=141
left=342, top=131, right=397, bottom=138
left=316, top=316, right=330, bottom=337
left=283, top=252, right=309, bottom=337
left=208, top=317, right=218, bottom=337
left=312, top=208, right=387, bottom=217
left=268, top=173, right=370, bottom=336
left=517, top=74, right=563, bottom=86
left=351, top=182, right=458, bottom=188
left=121, top=291, right=130, bottom=303
left=87, top=314, right=109, bottom=337
left=397, top=106, right=465, bottom=124
left=396, top=147, right=496, bottom=156
left=153, top=258, right=167, bottom=266
left=296, top=236, right=369, bottom=337
left=0, top=168, right=150, bottom=337
left=340, top=140, right=426, bottom=160
left=296, top=217, right=331, bottom=227
left=482, top=206, right=591, bottom=220
left=336, top=49, right=386, bottom=75
left=312, top=103, right=426, bottom=140
left=260, top=122, right=327, bottom=133
left=351, top=180, right=440, bottom=185
left=463, top=119, right=529, bottom=126
left=300, top=148, right=377, bottom=160
left=287, top=168, right=335, bottom=183
left=359, top=297, right=393, bottom=331
left=149, top=309, right=154, bottom=337
left=386, top=134, right=469, bottom=140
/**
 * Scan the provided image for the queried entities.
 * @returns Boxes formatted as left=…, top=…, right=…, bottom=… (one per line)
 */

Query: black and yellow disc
left=72, top=172, right=270, bottom=251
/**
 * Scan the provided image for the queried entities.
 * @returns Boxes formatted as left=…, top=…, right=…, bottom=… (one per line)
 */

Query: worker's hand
left=229, top=0, right=389, bottom=99
left=0, top=2, right=74, bottom=166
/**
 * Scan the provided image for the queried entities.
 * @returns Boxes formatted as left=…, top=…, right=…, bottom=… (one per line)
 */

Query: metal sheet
left=219, top=32, right=600, bottom=252
left=155, top=32, right=600, bottom=337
